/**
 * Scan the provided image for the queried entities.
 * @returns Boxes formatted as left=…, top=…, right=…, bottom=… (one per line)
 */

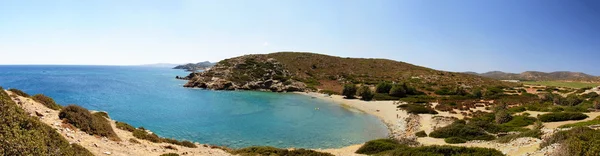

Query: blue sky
left=1, top=0, right=599, bottom=75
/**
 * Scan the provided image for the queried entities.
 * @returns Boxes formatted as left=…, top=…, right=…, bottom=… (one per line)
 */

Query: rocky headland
left=183, top=54, right=307, bottom=92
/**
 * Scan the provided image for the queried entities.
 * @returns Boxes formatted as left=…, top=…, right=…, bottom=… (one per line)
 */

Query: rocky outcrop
left=183, top=55, right=307, bottom=92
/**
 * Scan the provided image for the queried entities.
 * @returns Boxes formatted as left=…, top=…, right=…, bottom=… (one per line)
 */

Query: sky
left=1, top=0, right=599, bottom=75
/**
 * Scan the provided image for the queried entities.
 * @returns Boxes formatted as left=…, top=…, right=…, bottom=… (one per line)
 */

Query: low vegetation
left=232, top=146, right=333, bottom=156
left=116, top=121, right=136, bottom=132
left=0, top=87, right=93, bottom=155
left=8, top=88, right=30, bottom=97
left=32, top=94, right=62, bottom=110
left=59, top=105, right=120, bottom=141
left=429, top=121, right=495, bottom=142
left=397, top=104, right=438, bottom=114
left=357, top=85, right=374, bottom=101
left=415, top=131, right=427, bottom=137
left=444, top=137, right=467, bottom=144
left=132, top=127, right=198, bottom=148
left=496, top=121, right=543, bottom=143
left=541, top=127, right=600, bottom=155
left=355, top=138, right=502, bottom=156
left=355, top=139, right=406, bottom=155
left=558, top=116, right=600, bottom=128
left=537, top=112, right=588, bottom=122
left=160, top=153, right=179, bottom=156
left=522, top=81, right=600, bottom=89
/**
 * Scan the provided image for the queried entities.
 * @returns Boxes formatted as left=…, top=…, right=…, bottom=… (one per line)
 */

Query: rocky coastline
left=181, top=55, right=307, bottom=92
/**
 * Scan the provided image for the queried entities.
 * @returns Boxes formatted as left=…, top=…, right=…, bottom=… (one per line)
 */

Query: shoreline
left=295, top=92, right=413, bottom=155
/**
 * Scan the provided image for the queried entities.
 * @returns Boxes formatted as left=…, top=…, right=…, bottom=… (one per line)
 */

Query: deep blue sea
left=0, top=65, right=388, bottom=149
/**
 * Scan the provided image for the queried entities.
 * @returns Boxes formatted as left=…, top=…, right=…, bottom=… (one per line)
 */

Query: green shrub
left=538, top=112, right=588, bottom=122
left=495, top=110, right=512, bottom=124
left=444, top=137, right=467, bottom=144
left=0, top=87, right=93, bottom=155
left=163, top=138, right=198, bottom=148
left=372, top=93, right=401, bottom=101
left=342, top=84, right=357, bottom=99
left=59, top=105, right=120, bottom=141
left=93, top=111, right=109, bottom=118
left=389, top=84, right=407, bottom=97
left=233, top=146, right=334, bottom=156
left=376, top=82, right=393, bottom=93
left=116, top=121, right=136, bottom=132
left=501, top=115, right=537, bottom=128
left=129, top=138, right=141, bottom=144
left=385, top=145, right=504, bottom=156
left=429, top=122, right=495, bottom=141
left=8, top=88, right=30, bottom=97
left=541, top=127, right=600, bottom=155
left=497, top=121, right=543, bottom=143
left=559, top=116, right=600, bottom=128
left=415, top=131, right=427, bottom=137
left=32, top=94, right=62, bottom=110
left=133, top=128, right=161, bottom=143
left=355, top=139, right=403, bottom=155
left=160, top=153, right=179, bottom=156
left=357, top=85, right=374, bottom=101
left=398, top=104, right=438, bottom=114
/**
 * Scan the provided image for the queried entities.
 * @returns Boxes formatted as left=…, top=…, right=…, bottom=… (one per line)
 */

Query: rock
left=103, top=151, right=111, bottom=155
left=35, top=111, right=44, bottom=117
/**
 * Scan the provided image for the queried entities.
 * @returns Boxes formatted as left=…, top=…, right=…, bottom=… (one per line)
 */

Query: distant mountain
left=139, top=63, right=180, bottom=68
left=465, top=71, right=600, bottom=82
left=173, top=61, right=216, bottom=71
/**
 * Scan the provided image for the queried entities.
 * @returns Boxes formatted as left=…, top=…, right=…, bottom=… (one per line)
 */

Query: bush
left=0, top=87, right=93, bottom=155
left=32, top=94, right=62, bottom=110
left=163, top=138, right=198, bottom=148
left=386, top=145, right=504, bottom=156
left=495, top=110, right=512, bottom=124
left=357, top=85, right=374, bottom=101
left=501, top=115, right=537, bottom=128
left=59, top=105, right=120, bottom=141
left=415, top=131, right=427, bottom=137
left=541, top=127, right=600, bottom=155
left=429, top=122, right=495, bottom=141
left=444, top=137, right=467, bottom=144
left=559, top=116, right=600, bottom=128
left=389, top=84, right=407, bottom=97
left=116, top=121, right=136, bottom=132
left=133, top=128, right=161, bottom=143
left=233, top=146, right=334, bottom=156
left=594, top=98, right=600, bottom=109
left=497, top=121, right=543, bottom=143
left=8, top=88, right=30, bottom=97
left=398, top=104, right=438, bottom=114
left=342, top=84, right=357, bottom=99
left=160, top=153, right=179, bottom=156
left=93, top=111, right=109, bottom=118
left=538, top=112, right=588, bottom=122
left=355, top=139, right=403, bottom=155
left=129, top=138, right=141, bottom=144
left=372, top=93, right=401, bottom=101
left=376, top=82, right=393, bottom=93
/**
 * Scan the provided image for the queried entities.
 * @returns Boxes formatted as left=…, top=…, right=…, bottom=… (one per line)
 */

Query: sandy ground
left=6, top=90, right=232, bottom=156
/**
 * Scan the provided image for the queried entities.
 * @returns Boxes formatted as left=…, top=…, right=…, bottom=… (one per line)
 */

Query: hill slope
left=173, top=61, right=216, bottom=71
left=468, top=71, right=600, bottom=82
left=184, top=52, right=512, bottom=93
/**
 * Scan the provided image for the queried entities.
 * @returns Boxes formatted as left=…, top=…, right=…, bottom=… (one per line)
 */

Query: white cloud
left=263, top=41, right=269, bottom=46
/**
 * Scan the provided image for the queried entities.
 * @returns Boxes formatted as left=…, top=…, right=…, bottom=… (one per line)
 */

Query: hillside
left=468, top=71, right=600, bottom=82
left=173, top=61, right=216, bottom=71
left=184, top=52, right=513, bottom=93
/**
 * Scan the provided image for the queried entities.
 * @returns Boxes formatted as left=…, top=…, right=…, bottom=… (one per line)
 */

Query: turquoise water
left=0, top=65, right=388, bottom=149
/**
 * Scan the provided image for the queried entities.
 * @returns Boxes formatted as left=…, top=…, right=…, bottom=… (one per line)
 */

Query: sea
left=0, top=65, right=388, bottom=149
